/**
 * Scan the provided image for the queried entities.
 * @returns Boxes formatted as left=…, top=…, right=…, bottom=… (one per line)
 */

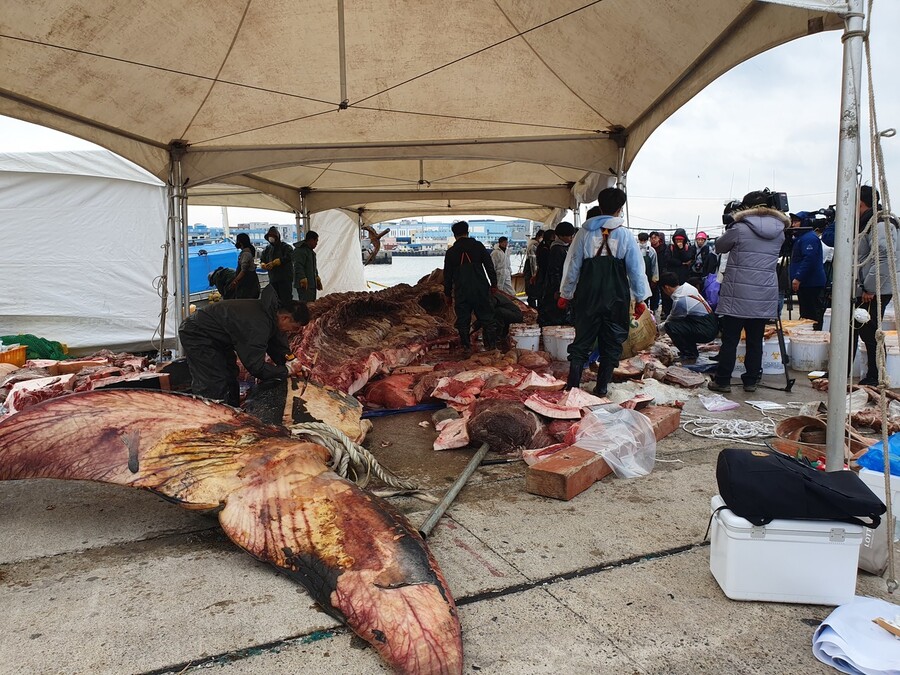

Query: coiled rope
left=289, top=421, right=417, bottom=491
left=681, top=413, right=776, bottom=446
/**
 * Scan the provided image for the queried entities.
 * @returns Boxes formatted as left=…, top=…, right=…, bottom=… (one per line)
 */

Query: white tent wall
left=0, top=151, right=174, bottom=353
left=308, top=209, right=367, bottom=295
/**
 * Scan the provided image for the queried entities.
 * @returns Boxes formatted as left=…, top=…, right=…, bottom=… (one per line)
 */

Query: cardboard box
left=525, top=446, right=612, bottom=501
left=709, top=495, right=863, bottom=605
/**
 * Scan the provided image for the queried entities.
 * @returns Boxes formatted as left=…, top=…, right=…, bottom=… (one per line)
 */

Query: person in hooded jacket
left=558, top=188, right=650, bottom=395
left=708, top=189, right=787, bottom=393
left=293, top=230, right=322, bottom=302
left=230, top=232, right=261, bottom=299
left=178, top=285, right=310, bottom=406
left=524, top=230, right=544, bottom=308
left=260, top=225, right=295, bottom=307
left=538, top=221, right=576, bottom=326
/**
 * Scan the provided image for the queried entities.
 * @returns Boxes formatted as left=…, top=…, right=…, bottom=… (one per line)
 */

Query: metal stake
left=419, top=443, right=489, bottom=538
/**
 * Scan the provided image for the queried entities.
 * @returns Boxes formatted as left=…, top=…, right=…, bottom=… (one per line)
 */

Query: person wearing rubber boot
left=558, top=188, right=650, bottom=395
left=443, top=220, right=499, bottom=352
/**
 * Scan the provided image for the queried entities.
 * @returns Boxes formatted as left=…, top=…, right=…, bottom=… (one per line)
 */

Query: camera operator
left=788, top=212, right=826, bottom=330
left=823, top=186, right=900, bottom=385
left=708, top=188, right=787, bottom=393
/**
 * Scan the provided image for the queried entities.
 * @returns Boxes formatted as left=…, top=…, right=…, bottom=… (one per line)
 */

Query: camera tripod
left=759, top=314, right=795, bottom=392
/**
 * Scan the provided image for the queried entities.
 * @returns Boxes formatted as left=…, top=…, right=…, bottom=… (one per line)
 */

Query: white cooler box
left=709, top=495, right=863, bottom=605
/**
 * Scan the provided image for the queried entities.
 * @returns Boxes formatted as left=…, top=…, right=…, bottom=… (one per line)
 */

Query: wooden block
left=525, top=446, right=612, bottom=501
left=639, top=405, right=682, bottom=441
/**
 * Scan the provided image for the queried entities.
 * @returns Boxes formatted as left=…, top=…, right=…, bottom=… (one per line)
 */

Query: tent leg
left=168, top=146, right=190, bottom=331
left=825, top=0, right=865, bottom=471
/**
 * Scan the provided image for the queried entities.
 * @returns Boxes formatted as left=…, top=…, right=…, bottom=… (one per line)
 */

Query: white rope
left=680, top=413, right=776, bottom=447
left=860, top=0, right=896, bottom=592
left=288, top=421, right=417, bottom=491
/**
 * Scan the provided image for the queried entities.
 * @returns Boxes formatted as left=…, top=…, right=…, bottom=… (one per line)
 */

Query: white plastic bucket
left=822, top=309, right=831, bottom=332
left=554, top=327, right=576, bottom=362
left=790, top=332, right=829, bottom=372
left=856, top=332, right=900, bottom=386
left=510, top=323, right=541, bottom=351
left=731, top=337, right=788, bottom=376
left=541, top=326, right=559, bottom=358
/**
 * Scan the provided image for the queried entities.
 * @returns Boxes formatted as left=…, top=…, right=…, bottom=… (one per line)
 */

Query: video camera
left=722, top=189, right=790, bottom=227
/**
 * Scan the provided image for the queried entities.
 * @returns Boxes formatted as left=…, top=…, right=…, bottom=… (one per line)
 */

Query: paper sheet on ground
left=812, top=596, right=900, bottom=674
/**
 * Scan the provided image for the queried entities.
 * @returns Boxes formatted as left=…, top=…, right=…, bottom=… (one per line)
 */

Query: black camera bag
left=715, top=448, right=885, bottom=528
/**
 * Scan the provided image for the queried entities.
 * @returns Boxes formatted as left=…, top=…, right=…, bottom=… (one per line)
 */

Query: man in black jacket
left=178, top=285, right=310, bottom=406
left=444, top=221, right=498, bottom=351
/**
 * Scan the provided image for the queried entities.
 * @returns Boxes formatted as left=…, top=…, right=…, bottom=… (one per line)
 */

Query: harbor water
left=364, top=254, right=526, bottom=288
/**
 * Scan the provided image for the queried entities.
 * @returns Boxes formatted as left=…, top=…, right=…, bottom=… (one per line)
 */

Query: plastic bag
left=698, top=393, right=739, bottom=412
left=620, top=310, right=657, bottom=359
left=574, top=408, right=656, bottom=478
left=857, top=433, right=900, bottom=476
left=703, top=273, right=720, bottom=310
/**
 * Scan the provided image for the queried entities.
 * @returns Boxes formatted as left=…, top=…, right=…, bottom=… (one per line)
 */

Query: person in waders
left=443, top=220, right=499, bottom=352
left=558, top=188, right=650, bottom=395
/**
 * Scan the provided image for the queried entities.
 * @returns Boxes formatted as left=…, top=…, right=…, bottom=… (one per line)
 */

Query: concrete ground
left=1, top=370, right=898, bottom=675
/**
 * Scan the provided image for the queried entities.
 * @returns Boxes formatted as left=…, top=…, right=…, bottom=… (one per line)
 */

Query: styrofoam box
left=859, top=468, right=900, bottom=541
left=709, top=495, right=863, bottom=605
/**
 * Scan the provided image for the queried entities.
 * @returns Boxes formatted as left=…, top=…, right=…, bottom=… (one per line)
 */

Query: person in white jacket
left=558, top=188, right=650, bottom=395
left=491, top=236, right=515, bottom=296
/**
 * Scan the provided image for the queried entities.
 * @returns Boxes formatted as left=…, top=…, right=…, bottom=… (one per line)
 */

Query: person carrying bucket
left=557, top=188, right=650, bottom=395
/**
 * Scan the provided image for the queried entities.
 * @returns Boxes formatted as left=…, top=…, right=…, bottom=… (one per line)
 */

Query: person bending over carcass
left=178, top=285, right=309, bottom=406
left=558, top=187, right=650, bottom=395
left=444, top=220, right=498, bottom=351
left=658, top=272, right=719, bottom=364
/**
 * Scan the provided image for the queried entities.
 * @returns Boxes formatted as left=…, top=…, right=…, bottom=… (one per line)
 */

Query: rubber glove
left=286, top=358, right=306, bottom=377
left=557, top=297, right=568, bottom=310
left=299, top=278, right=309, bottom=290
left=260, top=262, right=270, bottom=270
left=633, top=302, right=647, bottom=319
left=270, top=258, right=281, bottom=268
left=316, top=276, right=323, bottom=291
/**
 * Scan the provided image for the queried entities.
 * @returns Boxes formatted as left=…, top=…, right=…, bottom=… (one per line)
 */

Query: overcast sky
left=1, top=2, right=897, bottom=237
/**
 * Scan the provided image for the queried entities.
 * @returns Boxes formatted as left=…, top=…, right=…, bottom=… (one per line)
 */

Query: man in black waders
left=558, top=188, right=651, bottom=395
left=443, top=220, right=499, bottom=352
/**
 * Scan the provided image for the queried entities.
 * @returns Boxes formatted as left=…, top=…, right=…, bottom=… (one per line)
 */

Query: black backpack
left=715, top=448, right=885, bottom=528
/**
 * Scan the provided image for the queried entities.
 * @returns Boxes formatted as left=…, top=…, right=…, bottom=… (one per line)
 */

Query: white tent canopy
left=0, top=1, right=843, bottom=222
left=0, top=150, right=175, bottom=352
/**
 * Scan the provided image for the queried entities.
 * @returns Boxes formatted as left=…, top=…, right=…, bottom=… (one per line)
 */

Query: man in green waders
left=443, top=220, right=499, bottom=352
left=557, top=188, right=651, bottom=395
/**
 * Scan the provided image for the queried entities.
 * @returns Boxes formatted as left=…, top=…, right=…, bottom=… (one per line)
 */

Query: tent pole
left=159, top=170, right=176, bottom=361
left=168, top=144, right=190, bottom=324
left=294, top=211, right=302, bottom=244
left=615, top=145, right=627, bottom=191
left=825, top=0, right=864, bottom=471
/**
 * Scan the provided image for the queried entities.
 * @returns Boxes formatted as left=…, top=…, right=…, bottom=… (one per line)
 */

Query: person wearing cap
left=178, top=284, right=310, bottom=407
left=788, top=212, right=826, bottom=330
left=538, top=221, right=576, bottom=326
left=293, top=230, right=322, bottom=302
left=708, top=189, right=786, bottom=393
left=648, top=231, right=668, bottom=313
left=822, top=186, right=900, bottom=384
left=558, top=188, right=650, bottom=395
left=443, top=220, right=499, bottom=351
left=689, top=231, right=718, bottom=306
left=208, top=266, right=236, bottom=300
left=260, top=226, right=295, bottom=307
left=491, top=236, right=515, bottom=296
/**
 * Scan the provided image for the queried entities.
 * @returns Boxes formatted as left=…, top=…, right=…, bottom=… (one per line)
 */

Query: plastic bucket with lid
left=510, top=323, right=541, bottom=351
left=731, top=337, right=789, bottom=376
left=856, top=331, right=900, bottom=385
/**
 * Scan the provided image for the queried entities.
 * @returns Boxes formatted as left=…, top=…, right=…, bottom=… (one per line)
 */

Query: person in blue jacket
left=557, top=187, right=650, bottom=395
left=789, top=212, right=826, bottom=330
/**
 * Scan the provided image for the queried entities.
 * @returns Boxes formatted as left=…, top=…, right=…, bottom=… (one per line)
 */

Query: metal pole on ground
left=419, top=443, right=490, bottom=538
left=826, top=0, right=865, bottom=471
